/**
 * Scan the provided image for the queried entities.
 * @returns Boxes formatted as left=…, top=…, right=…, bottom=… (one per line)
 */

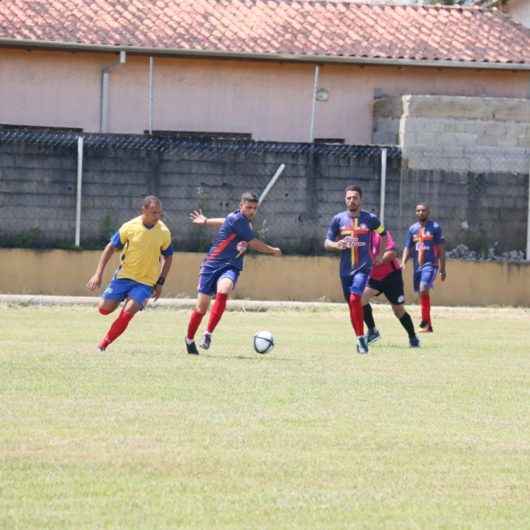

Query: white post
left=148, top=56, right=154, bottom=135
left=100, top=71, right=110, bottom=133
left=380, top=148, right=387, bottom=225
left=309, top=65, right=320, bottom=142
left=527, top=169, right=530, bottom=260
left=75, top=136, right=84, bottom=248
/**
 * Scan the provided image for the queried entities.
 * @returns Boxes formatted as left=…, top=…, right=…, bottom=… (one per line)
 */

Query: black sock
left=363, top=303, right=376, bottom=331
left=399, top=312, right=416, bottom=338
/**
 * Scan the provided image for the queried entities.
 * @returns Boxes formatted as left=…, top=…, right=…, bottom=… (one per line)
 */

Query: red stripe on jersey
left=207, top=233, right=237, bottom=260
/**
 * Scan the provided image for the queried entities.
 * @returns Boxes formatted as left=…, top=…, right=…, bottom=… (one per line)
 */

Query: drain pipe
left=148, top=56, right=155, bottom=135
left=309, top=65, right=320, bottom=142
left=100, top=50, right=127, bottom=132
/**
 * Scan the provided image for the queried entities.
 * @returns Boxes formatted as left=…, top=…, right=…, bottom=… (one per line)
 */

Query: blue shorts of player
left=340, top=271, right=370, bottom=301
left=103, top=278, right=153, bottom=306
left=198, top=266, right=240, bottom=296
left=413, top=264, right=438, bottom=292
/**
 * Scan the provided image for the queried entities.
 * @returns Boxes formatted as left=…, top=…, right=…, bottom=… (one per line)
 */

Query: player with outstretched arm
left=185, top=192, right=282, bottom=355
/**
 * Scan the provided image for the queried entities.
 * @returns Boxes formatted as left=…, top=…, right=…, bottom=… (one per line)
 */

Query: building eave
left=1, top=38, right=530, bottom=71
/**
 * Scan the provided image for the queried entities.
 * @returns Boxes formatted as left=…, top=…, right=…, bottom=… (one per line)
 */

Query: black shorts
left=367, top=269, right=405, bottom=305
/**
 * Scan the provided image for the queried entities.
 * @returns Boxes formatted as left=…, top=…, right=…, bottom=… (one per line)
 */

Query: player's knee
left=99, top=306, right=112, bottom=315
left=349, top=293, right=362, bottom=304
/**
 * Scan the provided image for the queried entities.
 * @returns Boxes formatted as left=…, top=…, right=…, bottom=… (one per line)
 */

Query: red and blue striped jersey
left=404, top=220, right=444, bottom=270
left=202, top=210, right=255, bottom=271
left=326, top=210, right=385, bottom=277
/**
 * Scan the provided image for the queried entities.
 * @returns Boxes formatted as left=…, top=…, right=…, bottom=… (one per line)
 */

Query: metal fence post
left=75, top=136, right=84, bottom=248
left=527, top=164, right=530, bottom=260
left=380, top=147, right=387, bottom=225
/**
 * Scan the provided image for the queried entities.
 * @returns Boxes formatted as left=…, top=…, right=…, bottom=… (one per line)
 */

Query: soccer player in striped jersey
left=325, top=185, right=388, bottom=354
left=87, top=195, right=174, bottom=351
left=401, top=203, right=446, bottom=333
left=185, top=192, right=282, bottom=354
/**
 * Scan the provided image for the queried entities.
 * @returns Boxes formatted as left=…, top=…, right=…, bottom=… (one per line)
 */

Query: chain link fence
left=0, top=129, right=400, bottom=254
left=400, top=149, right=530, bottom=261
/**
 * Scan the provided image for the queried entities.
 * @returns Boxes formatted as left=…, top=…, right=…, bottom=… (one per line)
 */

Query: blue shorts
left=341, top=271, right=370, bottom=301
left=413, top=264, right=438, bottom=292
left=198, top=266, right=240, bottom=296
left=102, top=278, right=153, bottom=306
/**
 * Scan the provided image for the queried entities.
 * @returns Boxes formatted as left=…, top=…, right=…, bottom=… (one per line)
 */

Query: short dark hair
left=143, top=195, right=161, bottom=209
left=345, top=185, right=362, bottom=197
left=241, top=191, right=258, bottom=203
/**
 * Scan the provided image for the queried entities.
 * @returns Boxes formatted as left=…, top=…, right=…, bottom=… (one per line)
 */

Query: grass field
left=1, top=302, right=530, bottom=529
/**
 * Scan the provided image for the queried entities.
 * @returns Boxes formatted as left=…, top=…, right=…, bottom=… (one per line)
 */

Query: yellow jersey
left=112, top=216, right=172, bottom=286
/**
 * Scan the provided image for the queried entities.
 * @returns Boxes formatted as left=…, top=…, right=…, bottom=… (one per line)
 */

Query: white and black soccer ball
left=253, top=330, right=274, bottom=354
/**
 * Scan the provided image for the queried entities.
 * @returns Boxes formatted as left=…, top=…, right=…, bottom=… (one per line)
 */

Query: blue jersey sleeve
left=161, top=244, right=174, bottom=257
left=326, top=216, right=340, bottom=241
left=232, top=216, right=255, bottom=241
left=404, top=228, right=413, bottom=250
left=433, top=224, right=444, bottom=245
left=367, top=213, right=385, bottom=234
left=110, top=231, right=124, bottom=249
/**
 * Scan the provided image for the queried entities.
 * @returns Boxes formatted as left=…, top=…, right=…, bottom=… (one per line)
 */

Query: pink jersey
left=370, top=230, right=401, bottom=281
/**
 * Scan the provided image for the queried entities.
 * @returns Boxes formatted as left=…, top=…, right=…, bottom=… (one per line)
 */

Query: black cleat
left=365, top=328, right=381, bottom=344
left=409, top=335, right=420, bottom=348
left=356, top=336, right=369, bottom=354
left=419, top=320, right=429, bottom=329
left=185, top=338, right=199, bottom=355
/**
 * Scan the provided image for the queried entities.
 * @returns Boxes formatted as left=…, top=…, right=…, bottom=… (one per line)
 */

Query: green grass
left=1, top=303, right=530, bottom=529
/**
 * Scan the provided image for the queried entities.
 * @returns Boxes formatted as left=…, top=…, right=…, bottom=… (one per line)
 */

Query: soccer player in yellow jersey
left=87, top=196, right=174, bottom=351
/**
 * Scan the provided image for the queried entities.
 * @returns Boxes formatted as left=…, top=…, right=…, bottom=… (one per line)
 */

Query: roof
left=1, top=0, right=530, bottom=68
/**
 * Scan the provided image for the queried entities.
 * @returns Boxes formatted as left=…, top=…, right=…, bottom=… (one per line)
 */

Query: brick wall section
left=0, top=142, right=399, bottom=253
left=374, top=95, right=530, bottom=253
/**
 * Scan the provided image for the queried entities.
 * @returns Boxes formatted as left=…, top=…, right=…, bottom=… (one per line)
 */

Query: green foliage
left=98, top=214, right=116, bottom=242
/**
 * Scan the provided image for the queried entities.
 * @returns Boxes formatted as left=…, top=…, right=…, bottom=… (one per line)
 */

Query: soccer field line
left=1, top=294, right=527, bottom=315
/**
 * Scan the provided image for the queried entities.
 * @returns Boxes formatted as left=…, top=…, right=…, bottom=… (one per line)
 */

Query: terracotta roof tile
left=0, top=0, right=529, bottom=66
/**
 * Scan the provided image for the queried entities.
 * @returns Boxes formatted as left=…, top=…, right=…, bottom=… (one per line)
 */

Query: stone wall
left=374, top=95, right=530, bottom=253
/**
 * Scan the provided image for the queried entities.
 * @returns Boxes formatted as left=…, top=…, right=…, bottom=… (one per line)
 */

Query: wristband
left=156, top=276, right=165, bottom=286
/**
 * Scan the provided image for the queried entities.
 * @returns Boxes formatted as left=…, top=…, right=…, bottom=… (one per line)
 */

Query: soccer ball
left=253, top=330, right=274, bottom=354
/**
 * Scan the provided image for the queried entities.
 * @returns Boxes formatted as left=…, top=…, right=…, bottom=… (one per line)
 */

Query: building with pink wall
left=1, top=1, right=529, bottom=144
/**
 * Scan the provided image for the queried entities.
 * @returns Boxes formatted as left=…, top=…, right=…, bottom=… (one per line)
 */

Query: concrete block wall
left=374, top=94, right=530, bottom=253
left=0, top=142, right=396, bottom=254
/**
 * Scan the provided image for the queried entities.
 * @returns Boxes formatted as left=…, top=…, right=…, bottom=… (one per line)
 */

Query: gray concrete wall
left=374, top=95, right=530, bottom=253
left=0, top=142, right=398, bottom=254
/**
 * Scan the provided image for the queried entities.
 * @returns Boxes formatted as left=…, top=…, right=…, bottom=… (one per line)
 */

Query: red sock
left=187, top=310, right=204, bottom=340
left=100, top=308, right=134, bottom=348
left=207, top=293, right=228, bottom=333
left=348, top=294, right=364, bottom=337
left=420, top=292, right=431, bottom=324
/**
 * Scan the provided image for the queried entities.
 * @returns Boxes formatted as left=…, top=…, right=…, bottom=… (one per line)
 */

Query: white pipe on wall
left=75, top=136, right=84, bottom=248
left=148, top=56, right=154, bottom=135
left=99, top=50, right=127, bottom=133
left=309, top=65, right=320, bottom=142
